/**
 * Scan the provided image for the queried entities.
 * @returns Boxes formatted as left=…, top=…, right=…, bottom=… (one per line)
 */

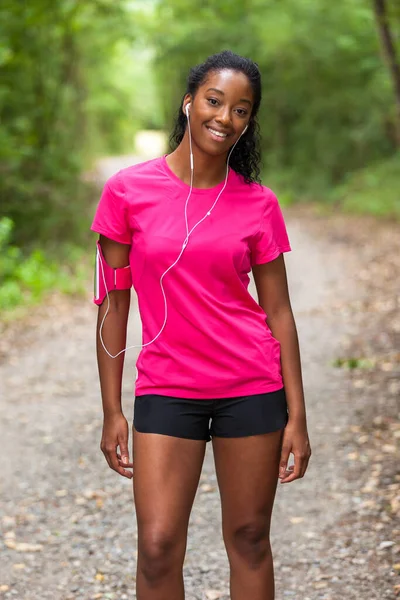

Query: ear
left=182, top=94, right=192, bottom=118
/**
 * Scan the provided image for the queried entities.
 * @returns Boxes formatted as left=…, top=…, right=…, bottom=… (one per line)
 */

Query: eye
left=207, top=98, right=219, bottom=106
left=236, top=109, right=247, bottom=116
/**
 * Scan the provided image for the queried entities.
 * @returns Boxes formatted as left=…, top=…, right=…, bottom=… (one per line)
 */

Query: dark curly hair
left=169, top=50, right=262, bottom=185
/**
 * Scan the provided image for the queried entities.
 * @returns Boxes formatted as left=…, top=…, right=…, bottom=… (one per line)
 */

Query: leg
left=212, top=428, right=285, bottom=600
left=132, top=426, right=206, bottom=600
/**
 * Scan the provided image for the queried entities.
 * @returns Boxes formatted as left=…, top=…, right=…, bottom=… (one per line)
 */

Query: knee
left=138, top=528, right=180, bottom=585
left=229, top=521, right=271, bottom=569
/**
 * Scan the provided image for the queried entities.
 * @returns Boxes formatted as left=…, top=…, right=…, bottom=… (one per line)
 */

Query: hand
left=100, top=412, right=133, bottom=479
left=278, top=418, right=311, bottom=484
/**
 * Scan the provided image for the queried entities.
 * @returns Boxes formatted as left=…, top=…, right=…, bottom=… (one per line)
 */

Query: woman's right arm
left=96, top=234, right=133, bottom=479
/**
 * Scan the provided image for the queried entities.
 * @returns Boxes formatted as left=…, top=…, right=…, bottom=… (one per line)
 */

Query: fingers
left=118, top=437, right=132, bottom=468
left=116, top=429, right=133, bottom=475
left=100, top=415, right=134, bottom=479
left=110, top=449, right=133, bottom=479
left=117, top=452, right=134, bottom=468
left=279, top=458, right=300, bottom=483
left=279, top=453, right=311, bottom=484
left=279, top=444, right=291, bottom=480
left=102, top=444, right=133, bottom=479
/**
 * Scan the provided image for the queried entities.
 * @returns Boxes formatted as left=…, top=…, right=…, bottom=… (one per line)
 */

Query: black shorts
left=133, top=387, right=288, bottom=442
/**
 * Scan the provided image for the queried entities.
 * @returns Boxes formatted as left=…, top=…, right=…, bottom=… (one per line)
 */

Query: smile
left=206, top=126, right=229, bottom=140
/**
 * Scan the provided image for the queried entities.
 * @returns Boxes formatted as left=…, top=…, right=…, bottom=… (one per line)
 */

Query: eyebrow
left=206, top=87, right=252, bottom=106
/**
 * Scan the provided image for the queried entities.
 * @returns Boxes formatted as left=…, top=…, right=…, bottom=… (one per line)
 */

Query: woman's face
left=183, top=69, right=254, bottom=156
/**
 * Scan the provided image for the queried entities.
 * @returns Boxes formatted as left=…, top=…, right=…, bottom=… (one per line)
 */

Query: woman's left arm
left=252, top=253, right=312, bottom=483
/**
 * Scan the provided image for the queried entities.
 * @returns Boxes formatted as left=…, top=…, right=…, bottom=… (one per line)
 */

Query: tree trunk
left=373, top=0, right=400, bottom=147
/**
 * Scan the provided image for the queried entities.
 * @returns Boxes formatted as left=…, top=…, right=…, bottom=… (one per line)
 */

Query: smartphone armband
left=94, top=240, right=132, bottom=305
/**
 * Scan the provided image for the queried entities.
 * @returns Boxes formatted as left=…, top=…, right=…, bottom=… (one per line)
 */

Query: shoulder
left=231, top=170, right=279, bottom=210
left=104, top=156, right=164, bottom=196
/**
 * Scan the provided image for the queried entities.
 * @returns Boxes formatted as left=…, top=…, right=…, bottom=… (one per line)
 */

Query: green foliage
left=0, top=1, right=165, bottom=315
left=0, top=217, right=87, bottom=311
left=331, top=153, right=400, bottom=218
left=1, top=0, right=400, bottom=317
left=144, top=0, right=400, bottom=200
left=333, top=356, right=376, bottom=369
left=0, top=0, right=138, bottom=246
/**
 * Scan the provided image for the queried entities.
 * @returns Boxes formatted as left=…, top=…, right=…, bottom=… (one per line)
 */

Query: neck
left=166, top=131, right=229, bottom=188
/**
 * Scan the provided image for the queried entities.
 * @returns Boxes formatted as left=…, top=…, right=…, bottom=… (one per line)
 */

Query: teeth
left=208, top=127, right=227, bottom=138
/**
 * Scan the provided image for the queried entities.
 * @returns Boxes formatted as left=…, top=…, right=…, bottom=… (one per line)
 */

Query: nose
left=215, top=106, right=231, bottom=127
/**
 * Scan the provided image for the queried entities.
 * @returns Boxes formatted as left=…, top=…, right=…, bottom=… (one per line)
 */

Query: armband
left=94, top=240, right=132, bottom=305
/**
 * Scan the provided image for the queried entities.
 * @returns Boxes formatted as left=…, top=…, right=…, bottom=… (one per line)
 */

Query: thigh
left=212, top=428, right=285, bottom=534
left=210, top=388, right=288, bottom=439
left=132, top=426, right=206, bottom=537
left=134, top=394, right=212, bottom=441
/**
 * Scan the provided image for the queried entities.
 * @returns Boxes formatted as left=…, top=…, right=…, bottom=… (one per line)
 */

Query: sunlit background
left=0, top=0, right=399, bottom=313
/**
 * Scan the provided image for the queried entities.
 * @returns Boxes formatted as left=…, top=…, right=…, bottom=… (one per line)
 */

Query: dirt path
left=1, top=159, right=398, bottom=600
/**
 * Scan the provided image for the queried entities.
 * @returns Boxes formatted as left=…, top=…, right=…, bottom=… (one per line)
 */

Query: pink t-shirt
left=91, top=154, right=292, bottom=399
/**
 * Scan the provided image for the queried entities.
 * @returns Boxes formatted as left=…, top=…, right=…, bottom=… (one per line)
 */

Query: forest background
left=0, top=0, right=399, bottom=314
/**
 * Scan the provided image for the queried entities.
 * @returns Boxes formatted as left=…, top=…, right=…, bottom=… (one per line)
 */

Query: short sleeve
left=250, top=189, right=292, bottom=266
left=90, top=171, right=131, bottom=244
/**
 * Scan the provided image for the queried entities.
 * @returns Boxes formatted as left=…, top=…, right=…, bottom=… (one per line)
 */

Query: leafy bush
left=332, top=154, right=400, bottom=218
left=0, top=1, right=137, bottom=246
left=148, top=0, right=399, bottom=199
left=0, top=217, right=87, bottom=312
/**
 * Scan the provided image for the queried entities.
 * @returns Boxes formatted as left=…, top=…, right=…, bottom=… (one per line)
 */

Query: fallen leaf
left=14, top=542, right=43, bottom=552
left=350, top=425, right=361, bottom=433
left=379, top=541, right=395, bottom=550
left=381, top=362, right=394, bottom=371
left=290, top=517, right=304, bottom=524
left=347, top=452, right=359, bottom=460
left=357, top=435, right=369, bottom=444
left=200, top=484, right=215, bottom=493
left=313, top=581, right=328, bottom=589
left=205, top=590, right=224, bottom=599
left=4, top=531, right=15, bottom=539
left=353, top=379, right=366, bottom=388
left=84, top=489, right=96, bottom=499
left=382, top=444, right=397, bottom=453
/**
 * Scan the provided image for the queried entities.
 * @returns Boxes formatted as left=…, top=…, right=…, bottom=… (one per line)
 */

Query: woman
left=91, top=50, right=311, bottom=600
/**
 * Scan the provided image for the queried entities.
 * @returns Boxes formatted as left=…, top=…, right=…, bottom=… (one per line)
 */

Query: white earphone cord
left=99, top=109, right=246, bottom=358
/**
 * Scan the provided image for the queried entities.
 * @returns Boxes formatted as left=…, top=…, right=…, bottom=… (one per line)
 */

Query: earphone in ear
left=185, top=103, right=191, bottom=117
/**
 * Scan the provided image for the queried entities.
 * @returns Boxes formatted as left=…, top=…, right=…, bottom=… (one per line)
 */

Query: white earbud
left=242, top=124, right=248, bottom=135
left=185, top=103, right=194, bottom=171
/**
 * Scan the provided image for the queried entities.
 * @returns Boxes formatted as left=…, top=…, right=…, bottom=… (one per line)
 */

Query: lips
left=206, top=125, right=230, bottom=142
